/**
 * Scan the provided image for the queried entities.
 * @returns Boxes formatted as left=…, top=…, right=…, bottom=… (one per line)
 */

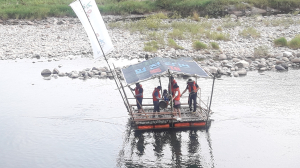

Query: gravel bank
left=1, top=14, right=300, bottom=80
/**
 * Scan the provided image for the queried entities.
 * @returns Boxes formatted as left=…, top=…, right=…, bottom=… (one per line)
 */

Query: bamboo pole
left=77, top=0, right=129, bottom=113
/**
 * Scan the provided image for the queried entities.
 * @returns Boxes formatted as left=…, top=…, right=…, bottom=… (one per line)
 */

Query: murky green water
left=0, top=58, right=299, bottom=167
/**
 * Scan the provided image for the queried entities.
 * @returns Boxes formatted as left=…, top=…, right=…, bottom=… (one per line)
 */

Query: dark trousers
left=189, top=93, right=197, bottom=112
left=153, top=101, right=160, bottom=112
left=136, top=98, right=143, bottom=110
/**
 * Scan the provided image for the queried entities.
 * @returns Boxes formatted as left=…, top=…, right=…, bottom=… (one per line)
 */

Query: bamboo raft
left=110, top=58, right=215, bottom=131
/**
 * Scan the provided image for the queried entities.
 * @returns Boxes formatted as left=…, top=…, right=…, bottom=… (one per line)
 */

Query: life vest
left=171, top=79, right=177, bottom=93
left=152, top=88, right=161, bottom=101
left=173, top=87, right=181, bottom=101
left=135, top=84, right=143, bottom=98
left=188, top=82, right=197, bottom=93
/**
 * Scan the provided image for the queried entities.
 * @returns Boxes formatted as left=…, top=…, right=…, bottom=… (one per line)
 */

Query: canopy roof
left=121, top=57, right=210, bottom=84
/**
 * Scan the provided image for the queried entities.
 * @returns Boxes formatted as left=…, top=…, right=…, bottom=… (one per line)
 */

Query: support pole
left=206, top=75, right=216, bottom=125
left=159, top=76, right=162, bottom=95
left=168, top=69, right=173, bottom=113
left=113, top=64, right=131, bottom=115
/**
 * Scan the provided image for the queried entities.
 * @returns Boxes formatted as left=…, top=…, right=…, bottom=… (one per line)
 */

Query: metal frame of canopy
left=110, top=57, right=216, bottom=130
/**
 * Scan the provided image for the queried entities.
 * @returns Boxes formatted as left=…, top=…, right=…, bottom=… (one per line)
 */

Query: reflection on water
left=118, top=124, right=214, bottom=167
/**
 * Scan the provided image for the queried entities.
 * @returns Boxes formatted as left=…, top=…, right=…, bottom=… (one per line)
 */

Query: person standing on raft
left=152, top=86, right=162, bottom=113
left=172, top=83, right=181, bottom=121
left=129, top=83, right=144, bottom=113
left=181, top=79, right=200, bottom=113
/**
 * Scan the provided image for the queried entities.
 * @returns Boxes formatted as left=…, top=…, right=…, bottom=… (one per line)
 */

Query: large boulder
left=235, top=60, right=250, bottom=68
left=275, top=65, right=285, bottom=71
left=233, top=72, right=239, bottom=77
left=281, top=63, right=289, bottom=70
left=237, top=68, right=247, bottom=75
left=41, top=69, right=52, bottom=77
left=100, top=72, right=107, bottom=77
left=87, top=71, right=94, bottom=77
left=283, top=51, right=293, bottom=58
left=92, top=67, right=100, bottom=71
left=70, top=71, right=79, bottom=78
left=282, top=57, right=289, bottom=62
left=219, top=54, right=227, bottom=60
left=291, top=58, right=300, bottom=63
left=58, top=72, right=65, bottom=77
left=257, top=62, right=266, bottom=68
left=53, top=68, right=59, bottom=74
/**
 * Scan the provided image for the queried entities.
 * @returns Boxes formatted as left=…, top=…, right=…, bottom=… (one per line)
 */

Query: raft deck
left=129, top=102, right=211, bottom=130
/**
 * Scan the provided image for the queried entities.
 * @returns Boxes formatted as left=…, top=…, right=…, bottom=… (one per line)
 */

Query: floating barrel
left=159, top=101, right=168, bottom=109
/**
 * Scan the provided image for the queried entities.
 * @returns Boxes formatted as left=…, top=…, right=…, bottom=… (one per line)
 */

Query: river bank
left=1, top=14, right=300, bottom=80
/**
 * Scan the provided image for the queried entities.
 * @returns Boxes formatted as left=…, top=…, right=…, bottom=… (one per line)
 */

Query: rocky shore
left=1, top=14, right=300, bottom=80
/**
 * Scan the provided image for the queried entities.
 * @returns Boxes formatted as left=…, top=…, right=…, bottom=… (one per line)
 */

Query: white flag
left=70, top=0, right=114, bottom=59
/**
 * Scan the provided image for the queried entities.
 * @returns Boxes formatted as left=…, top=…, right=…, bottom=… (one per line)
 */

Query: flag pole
left=78, top=0, right=113, bottom=73
left=77, top=0, right=127, bottom=108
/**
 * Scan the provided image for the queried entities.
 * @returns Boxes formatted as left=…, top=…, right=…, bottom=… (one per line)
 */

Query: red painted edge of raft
left=137, top=122, right=206, bottom=130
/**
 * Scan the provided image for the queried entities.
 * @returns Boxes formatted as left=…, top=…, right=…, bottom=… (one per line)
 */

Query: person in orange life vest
left=168, top=76, right=177, bottom=96
left=181, top=79, right=200, bottom=112
left=172, top=83, right=181, bottom=121
left=152, top=86, right=162, bottom=112
left=129, top=83, right=144, bottom=113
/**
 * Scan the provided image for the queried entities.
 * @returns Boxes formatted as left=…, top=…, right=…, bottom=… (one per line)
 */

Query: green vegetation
left=239, top=27, right=260, bottom=38
left=2, top=0, right=300, bottom=20
left=216, top=26, right=222, bottom=31
left=193, top=41, right=207, bottom=50
left=168, top=38, right=184, bottom=50
left=168, top=29, right=185, bottom=40
left=210, top=42, right=220, bottom=49
left=263, top=17, right=295, bottom=27
left=274, top=37, right=287, bottom=47
left=146, top=31, right=165, bottom=47
left=222, top=21, right=242, bottom=28
left=144, top=40, right=159, bottom=52
left=192, top=11, right=200, bottom=22
left=254, top=45, right=269, bottom=58
left=205, top=31, right=230, bottom=41
left=288, top=35, right=300, bottom=49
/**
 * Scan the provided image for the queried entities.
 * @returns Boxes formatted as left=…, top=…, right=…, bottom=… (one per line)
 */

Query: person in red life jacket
left=168, top=76, right=177, bottom=96
left=129, top=83, right=144, bottom=113
left=181, top=79, right=200, bottom=112
left=172, top=83, right=181, bottom=121
left=152, top=86, right=162, bottom=113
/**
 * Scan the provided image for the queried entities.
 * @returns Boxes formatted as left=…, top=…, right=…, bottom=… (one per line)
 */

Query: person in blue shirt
left=152, top=86, right=162, bottom=112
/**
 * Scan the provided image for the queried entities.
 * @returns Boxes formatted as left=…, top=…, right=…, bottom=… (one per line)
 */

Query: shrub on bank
left=288, top=35, right=300, bottom=49
left=254, top=45, right=269, bottom=58
left=168, top=38, right=184, bottom=50
left=144, top=41, right=159, bottom=52
left=146, top=32, right=165, bottom=47
left=168, top=29, right=185, bottom=40
left=239, top=27, right=260, bottom=38
left=274, top=37, right=287, bottom=47
left=205, top=31, right=230, bottom=41
left=210, top=42, right=220, bottom=49
left=193, top=41, right=207, bottom=50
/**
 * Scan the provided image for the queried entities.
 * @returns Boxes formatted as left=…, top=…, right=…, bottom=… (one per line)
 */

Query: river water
left=0, top=58, right=300, bottom=168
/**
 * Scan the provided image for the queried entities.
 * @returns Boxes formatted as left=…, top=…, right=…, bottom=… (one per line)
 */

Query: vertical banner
left=70, top=0, right=114, bottom=59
